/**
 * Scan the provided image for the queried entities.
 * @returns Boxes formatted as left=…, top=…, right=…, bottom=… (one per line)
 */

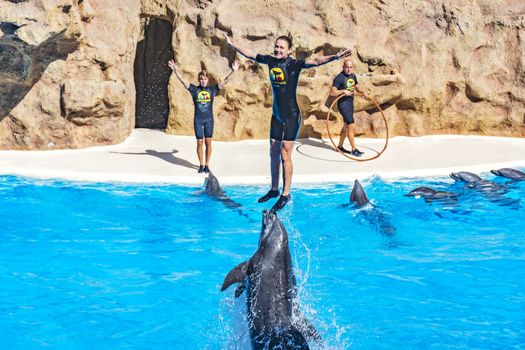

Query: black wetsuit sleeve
left=255, top=54, right=270, bottom=65
left=295, top=59, right=306, bottom=70
left=332, top=74, right=344, bottom=89
left=210, top=84, right=219, bottom=96
left=188, top=84, right=197, bottom=97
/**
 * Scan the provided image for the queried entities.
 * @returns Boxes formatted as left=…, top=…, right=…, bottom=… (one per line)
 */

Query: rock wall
left=0, top=0, right=524, bottom=150
left=168, top=0, right=525, bottom=140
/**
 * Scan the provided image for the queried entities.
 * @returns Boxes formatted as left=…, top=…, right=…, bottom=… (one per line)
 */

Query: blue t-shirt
left=332, top=72, right=358, bottom=114
left=255, top=54, right=306, bottom=122
left=188, top=84, right=220, bottom=120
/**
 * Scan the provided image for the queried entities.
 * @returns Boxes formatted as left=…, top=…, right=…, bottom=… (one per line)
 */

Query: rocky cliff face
left=1, top=0, right=524, bottom=149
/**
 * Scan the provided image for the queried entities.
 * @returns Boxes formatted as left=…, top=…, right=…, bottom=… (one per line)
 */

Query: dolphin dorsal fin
left=221, top=261, right=249, bottom=292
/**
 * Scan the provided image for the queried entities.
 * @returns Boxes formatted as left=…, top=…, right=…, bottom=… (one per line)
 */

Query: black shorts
left=270, top=114, right=301, bottom=141
left=194, top=118, right=214, bottom=139
left=340, top=105, right=355, bottom=125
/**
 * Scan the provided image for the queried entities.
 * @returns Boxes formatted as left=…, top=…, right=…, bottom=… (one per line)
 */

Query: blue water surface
left=0, top=172, right=524, bottom=349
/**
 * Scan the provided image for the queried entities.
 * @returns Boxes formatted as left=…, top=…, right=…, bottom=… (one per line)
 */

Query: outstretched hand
left=231, top=59, right=240, bottom=71
left=336, top=48, right=352, bottom=60
left=224, top=33, right=233, bottom=46
left=167, top=59, right=177, bottom=71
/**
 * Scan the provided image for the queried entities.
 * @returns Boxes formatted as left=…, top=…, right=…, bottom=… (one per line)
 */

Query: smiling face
left=343, top=59, right=354, bottom=75
left=273, top=39, right=291, bottom=59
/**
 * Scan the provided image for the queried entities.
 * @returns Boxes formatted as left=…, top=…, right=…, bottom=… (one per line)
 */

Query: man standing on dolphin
left=225, top=33, right=351, bottom=212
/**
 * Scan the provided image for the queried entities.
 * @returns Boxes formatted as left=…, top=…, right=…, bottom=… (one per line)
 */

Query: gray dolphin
left=405, top=186, right=457, bottom=202
left=491, top=168, right=525, bottom=181
left=205, top=173, right=255, bottom=221
left=450, top=171, right=505, bottom=190
left=350, top=180, right=396, bottom=237
left=350, top=179, right=369, bottom=205
left=449, top=171, right=483, bottom=183
left=449, top=171, right=519, bottom=208
left=221, top=210, right=318, bottom=350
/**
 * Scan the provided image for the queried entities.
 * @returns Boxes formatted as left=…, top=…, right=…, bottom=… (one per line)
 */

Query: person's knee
left=197, top=139, right=204, bottom=146
left=205, top=138, right=212, bottom=146
left=281, top=144, right=293, bottom=161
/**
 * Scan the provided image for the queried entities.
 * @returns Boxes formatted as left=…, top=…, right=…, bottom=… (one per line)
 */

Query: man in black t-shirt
left=330, top=59, right=368, bottom=157
left=226, top=34, right=351, bottom=212
left=168, top=59, right=239, bottom=173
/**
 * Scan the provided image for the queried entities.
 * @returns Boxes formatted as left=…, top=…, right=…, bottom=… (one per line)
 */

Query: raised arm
left=224, top=34, right=258, bottom=61
left=218, top=60, right=240, bottom=90
left=168, top=59, right=190, bottom=89
left=305, top=48, right=352, bottom=68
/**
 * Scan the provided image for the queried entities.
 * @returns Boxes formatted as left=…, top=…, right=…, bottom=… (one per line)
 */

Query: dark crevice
left=366, top=100, right=396, bottom=114
left=0, top=22, right=21, bottom=36
left=134, top=18, right=174, bottom=129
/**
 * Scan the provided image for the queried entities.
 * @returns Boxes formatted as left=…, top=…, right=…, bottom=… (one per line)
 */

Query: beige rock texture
left=0, top=0, right=524, bottom=149
left=0, top=0, right=147, bottom=149
left=168, top=0, right=525, bottom=140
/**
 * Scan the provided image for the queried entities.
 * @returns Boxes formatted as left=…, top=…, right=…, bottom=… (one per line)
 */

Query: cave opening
left=134, top=17, right=174, bottom=129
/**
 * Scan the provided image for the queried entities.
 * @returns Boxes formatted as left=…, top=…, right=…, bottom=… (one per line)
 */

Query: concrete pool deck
left=1, top=129, right=524, bottom=184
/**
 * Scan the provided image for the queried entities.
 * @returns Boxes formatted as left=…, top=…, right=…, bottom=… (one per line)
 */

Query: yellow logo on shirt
left=270, top=68, right=286, bottom=85
left=197, top=91, right=211, bottom=103
left=346, top=78, right=355, bottom=91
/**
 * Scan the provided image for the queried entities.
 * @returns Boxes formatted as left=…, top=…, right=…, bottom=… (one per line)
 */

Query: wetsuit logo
left=197, top=91, right=211, bottom=103
left=270, top=68, right=286, bottom=85
left=346, top=78, right=355, bottom=91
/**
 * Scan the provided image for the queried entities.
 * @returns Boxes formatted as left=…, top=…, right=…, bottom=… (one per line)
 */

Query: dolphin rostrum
left=221, top=210, right=319, bottom=350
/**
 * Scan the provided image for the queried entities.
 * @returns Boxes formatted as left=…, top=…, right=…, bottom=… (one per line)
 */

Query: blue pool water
left=1, top=173, right=524, bottom=349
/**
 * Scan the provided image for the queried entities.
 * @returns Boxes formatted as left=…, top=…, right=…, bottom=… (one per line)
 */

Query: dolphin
left=449, top=171, right=505, bottom=190
left=449, top=171, right=483, bottom=183
left=221, top=210, right=318, bottom=350
left=350, top=179, right=369, bottom=205
left=205, top=172, right=254, bottom=221
left=205, top=172, right=241, bottom=208
left=349, top=180, right=396, bottom=237
left=491, top=168, right=525, bottom=181
left=449, top=171, right=519, bottom=208
left=405, top=186, right=457, bottom=202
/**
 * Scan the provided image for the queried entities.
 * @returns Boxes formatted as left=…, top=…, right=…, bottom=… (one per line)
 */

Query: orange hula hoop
left=325, top=92, right=389, bottom=162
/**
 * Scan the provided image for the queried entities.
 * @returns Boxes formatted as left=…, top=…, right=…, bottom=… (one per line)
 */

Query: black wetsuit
left=332, top=72, right=358, bottom=124
left=188, top=83, right=220, bottom=139
left=255, top=54, right=306, bottom=141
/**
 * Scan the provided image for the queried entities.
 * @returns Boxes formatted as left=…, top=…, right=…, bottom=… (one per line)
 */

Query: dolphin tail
left=269, top=326, right=310, bottom=350
left=221, top=261, right=249, bottom=293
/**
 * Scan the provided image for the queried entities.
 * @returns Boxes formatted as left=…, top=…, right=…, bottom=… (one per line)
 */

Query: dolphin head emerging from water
left=491, top=168, right=525, bottom=181
left=221, top=210, right=315, bottom=350
left=350, top=180, right=369, bottom=206
left=450, top=171, right=482, bottom=183
left=405, top=186, right=457, bottom=203
left=405, top=186, right=438, bottom=197
left=205, top=172, right=223, bottom=196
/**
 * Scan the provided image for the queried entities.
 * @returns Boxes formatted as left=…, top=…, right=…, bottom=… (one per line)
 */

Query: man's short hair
left=198, top=70, right=208, bottom=79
